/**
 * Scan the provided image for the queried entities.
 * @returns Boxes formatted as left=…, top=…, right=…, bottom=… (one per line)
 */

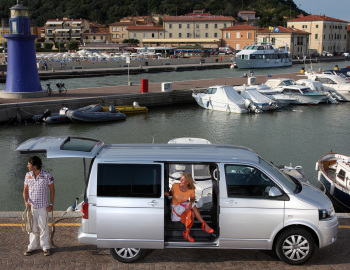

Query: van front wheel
left=110, top=248, right=147, bottom=263
left=275, top=228, right=315, bottom=265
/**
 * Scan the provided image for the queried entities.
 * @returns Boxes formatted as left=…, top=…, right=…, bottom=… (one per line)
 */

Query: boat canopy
left=206, top=86, right=246, bottom=104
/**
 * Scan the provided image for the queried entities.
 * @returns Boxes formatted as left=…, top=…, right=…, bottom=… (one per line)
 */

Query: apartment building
left=222, top=25, right=257, bottom=51
left=109, top=21, right=136, bottom=43
left=82, top=22, right=110, bottom=44
left=287, top=15, right=348, bottom=54
left=45, top=18, right=90, bottom=44
left=142, top=11, right=236, bottom=48
left=257, top=26, right=310, bottom=58
left=127, top=24, right=164, bottom=44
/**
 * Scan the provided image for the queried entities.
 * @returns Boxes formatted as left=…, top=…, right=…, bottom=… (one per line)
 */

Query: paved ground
left=1, top=214, right=349, bottom=270
left=0, top=72, right=305, bottom=105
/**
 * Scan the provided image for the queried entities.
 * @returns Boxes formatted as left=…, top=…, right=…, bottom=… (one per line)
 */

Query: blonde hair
left=182, top=173, right=196, bottom=190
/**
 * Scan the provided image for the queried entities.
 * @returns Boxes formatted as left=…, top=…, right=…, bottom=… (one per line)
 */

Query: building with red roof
left=287, top=15, right=348, bottom=54
left=222, top=25, right=310, bottom=58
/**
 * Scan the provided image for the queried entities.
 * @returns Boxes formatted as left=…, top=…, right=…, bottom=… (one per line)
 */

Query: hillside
left=0, top=0, right=305, bottom=27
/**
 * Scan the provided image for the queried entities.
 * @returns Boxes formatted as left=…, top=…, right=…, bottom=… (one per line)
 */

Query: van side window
left=225, top=165, right=275, bottom=198
left=97, top=164, right=161, bottom=198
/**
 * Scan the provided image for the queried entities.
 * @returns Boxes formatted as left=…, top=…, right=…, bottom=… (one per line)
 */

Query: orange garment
left=171, top=183, right=195, bottom=205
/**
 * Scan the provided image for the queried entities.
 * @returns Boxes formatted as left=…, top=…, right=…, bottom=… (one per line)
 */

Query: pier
left=0, top=72, right=306, bottom=123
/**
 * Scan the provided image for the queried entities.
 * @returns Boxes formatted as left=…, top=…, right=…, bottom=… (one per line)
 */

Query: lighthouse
left=0, top=0, right=44, bottom=98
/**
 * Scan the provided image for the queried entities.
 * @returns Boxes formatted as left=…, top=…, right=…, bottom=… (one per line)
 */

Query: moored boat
left=232, top=42, right=292, bottom=69
left=67, top=105, right=126, bottom=123
left=316, top=152, right=350, bottom=210
left=102, top=102, right=148, bottom=114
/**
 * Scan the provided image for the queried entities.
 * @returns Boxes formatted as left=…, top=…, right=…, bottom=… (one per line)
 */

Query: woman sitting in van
left=165, top=172, right=214, bottom=242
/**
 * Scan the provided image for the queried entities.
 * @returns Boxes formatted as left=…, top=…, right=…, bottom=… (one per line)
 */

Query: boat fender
left=109, top=105, right=117, bottom=113
left=59, top=107, right=69, bottom=115
left=315, top=162, right=319, bottom=171
left=133, top=101, right=141, bottom=107
left=230, top=64, right=235, bottom=69
left=43, top=109, right=51, bottom=118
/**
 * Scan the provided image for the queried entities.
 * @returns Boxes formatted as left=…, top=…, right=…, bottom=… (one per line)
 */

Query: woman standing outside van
left=165, top=173, right=214, bottom=242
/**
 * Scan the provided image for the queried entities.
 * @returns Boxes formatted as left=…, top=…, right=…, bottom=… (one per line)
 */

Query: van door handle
left=225, top=200, right=235, bottom=206
left=147, top=200, right=159, bottom=207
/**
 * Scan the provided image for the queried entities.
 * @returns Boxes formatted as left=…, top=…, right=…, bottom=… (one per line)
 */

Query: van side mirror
left=268, top=186, right=283, bottom=197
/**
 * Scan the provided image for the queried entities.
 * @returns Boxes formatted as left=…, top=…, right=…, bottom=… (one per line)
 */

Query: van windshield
left=259, top=157, right=298, bottom=193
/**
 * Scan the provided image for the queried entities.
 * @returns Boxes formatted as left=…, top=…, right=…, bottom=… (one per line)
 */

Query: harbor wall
left=0, top=90, right=198, bottom=124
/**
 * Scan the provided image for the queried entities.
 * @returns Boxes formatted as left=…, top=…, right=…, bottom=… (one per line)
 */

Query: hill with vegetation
left=0, top=0, right=306, bottom=27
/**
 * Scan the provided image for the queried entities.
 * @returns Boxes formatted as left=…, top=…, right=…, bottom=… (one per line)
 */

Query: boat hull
left=317, top=153, right=350, bottom=210
left=102, top=106, right=148, bottom=114
left=233, top=58, right=292, bottom=69
left=192, top=94, right=248, bottom=113
left=67, top=111, right=126, bottom=123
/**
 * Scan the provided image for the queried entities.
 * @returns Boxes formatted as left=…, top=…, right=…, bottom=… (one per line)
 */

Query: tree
left=35, top=42, right=42, bottom=50
left=43, top=43, right=53, bottom=50
left=66, top=40, right=79, bottom=51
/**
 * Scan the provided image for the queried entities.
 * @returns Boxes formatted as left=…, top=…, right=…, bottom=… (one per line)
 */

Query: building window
left=122, top=27, right=126, bottom=31
left=205, top=33, right=208, bottom=38
left=316, top=25, right=318, bottom=28
left=187, top=24, right=190, bottom=29
left=215, top=24, right=218, bottom=29
left=122, top=34, right=125, bottom=38
left=143, top=33, right=146, bottom=38
left=271, top=37, right=275, bottom=44
left=236, top=32, right=240, bottom=38
left=133, top=33, right=136, bottom=38
left=225, top=32, right=230, bottom=38
left=179, top=24, right=182, bottom=29
left=179, top=33, right=182, bottom=38
left=169, top=33, right=172, bottom=38
left=93, top=36, right=96, bottom=40
left=224, top=23, right=227, bottom=28
left=169, top=24, right=172, bottom=29
left=205, top=24, right=208, bottom=29
left=247, top=32, right=252, bottom=38
left=187, top=33, right=190, bottom=38
left=315, top=34, right=318, bottom=39
left=152, top=33, right=155, bottom=38
left=214, top=33, right=217, bottom=38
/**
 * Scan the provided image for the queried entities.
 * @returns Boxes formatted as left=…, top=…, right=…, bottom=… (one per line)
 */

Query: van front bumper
left=319, top=216, right=338, bottom=248
left=77, top=226, right=97, bottom=245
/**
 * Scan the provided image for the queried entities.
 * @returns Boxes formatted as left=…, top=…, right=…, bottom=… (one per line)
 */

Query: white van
left=16, top=136, right=338, bottom=265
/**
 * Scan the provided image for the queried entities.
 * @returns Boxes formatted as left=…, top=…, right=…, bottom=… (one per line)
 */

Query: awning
left=46, top=21, right=63, bottom=25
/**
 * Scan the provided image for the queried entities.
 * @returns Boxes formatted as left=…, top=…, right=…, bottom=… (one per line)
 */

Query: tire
left=110, top=248, right=148, bottom=263
left=275, top=228, right=315, bottom=265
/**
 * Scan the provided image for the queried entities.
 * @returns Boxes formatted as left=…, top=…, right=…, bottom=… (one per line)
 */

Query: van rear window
left=97, top=164, right=161, bottom=198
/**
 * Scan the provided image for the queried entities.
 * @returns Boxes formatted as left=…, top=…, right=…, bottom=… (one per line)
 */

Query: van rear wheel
left=110, top=248, right=147, bottom=263
left=275, top=228, right=315, bottom=265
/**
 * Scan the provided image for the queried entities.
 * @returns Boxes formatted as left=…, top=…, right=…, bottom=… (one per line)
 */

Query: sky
left=293, top=0, right=350, bottom=22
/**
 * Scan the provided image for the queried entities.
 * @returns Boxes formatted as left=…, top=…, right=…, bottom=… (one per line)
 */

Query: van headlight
left=319, top=207, right=335, bottom=220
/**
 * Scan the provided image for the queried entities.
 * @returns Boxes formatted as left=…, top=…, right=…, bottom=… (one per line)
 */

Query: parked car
left=322, top=51, right=333, bottom=57
left=16, top=136, right=338, bottom=265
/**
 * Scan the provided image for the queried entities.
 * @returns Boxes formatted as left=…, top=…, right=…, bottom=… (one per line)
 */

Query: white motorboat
left=295, top=79, right=340, bottom=103
left=274, top=85, right=326, bottom=105
left=236, top=87, right=279, bottom=111
left=232, top=43, right=292, bottom=69
left=306, top=72, right=350, bottom=101
left=316, top=152, right=350, bottom=210
left=192, top=85, right=260, bottom=113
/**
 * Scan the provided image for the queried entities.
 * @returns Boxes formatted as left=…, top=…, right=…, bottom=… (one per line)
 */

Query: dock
left=0, top=72, right=308, bottom=124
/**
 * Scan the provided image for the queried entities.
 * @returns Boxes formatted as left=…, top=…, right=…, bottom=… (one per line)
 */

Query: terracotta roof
left=47, top=19, right=85, bottom=22
left=222, top=25, right=257, bottom=31
left=127, top=25, right=163, bottom=30
left=258, top=26, right=310, bottom=34
left=163, top=15, right=236, bottom=22
left=109, top=22, right=135, bottom=26
left=288, top=15, right=348, bottom=23
left=238, top=10, right=256, bottom=14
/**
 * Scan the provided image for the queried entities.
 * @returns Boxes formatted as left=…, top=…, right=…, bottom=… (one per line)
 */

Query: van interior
left=164, top=162, right=219, bottom=243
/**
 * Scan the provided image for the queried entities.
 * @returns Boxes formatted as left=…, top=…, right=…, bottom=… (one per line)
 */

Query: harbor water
left=0, top=60, right=350, bottom=212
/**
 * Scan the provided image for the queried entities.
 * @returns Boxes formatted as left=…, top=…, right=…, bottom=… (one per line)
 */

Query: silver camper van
left=16, top=136, right=338, bottom=265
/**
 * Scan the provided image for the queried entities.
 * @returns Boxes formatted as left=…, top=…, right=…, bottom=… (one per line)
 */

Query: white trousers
left=28, top=207, right=50, bottom=251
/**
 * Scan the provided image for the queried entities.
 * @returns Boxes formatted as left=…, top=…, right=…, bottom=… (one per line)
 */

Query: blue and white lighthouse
left=1, top=0, right=44, bottom=98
